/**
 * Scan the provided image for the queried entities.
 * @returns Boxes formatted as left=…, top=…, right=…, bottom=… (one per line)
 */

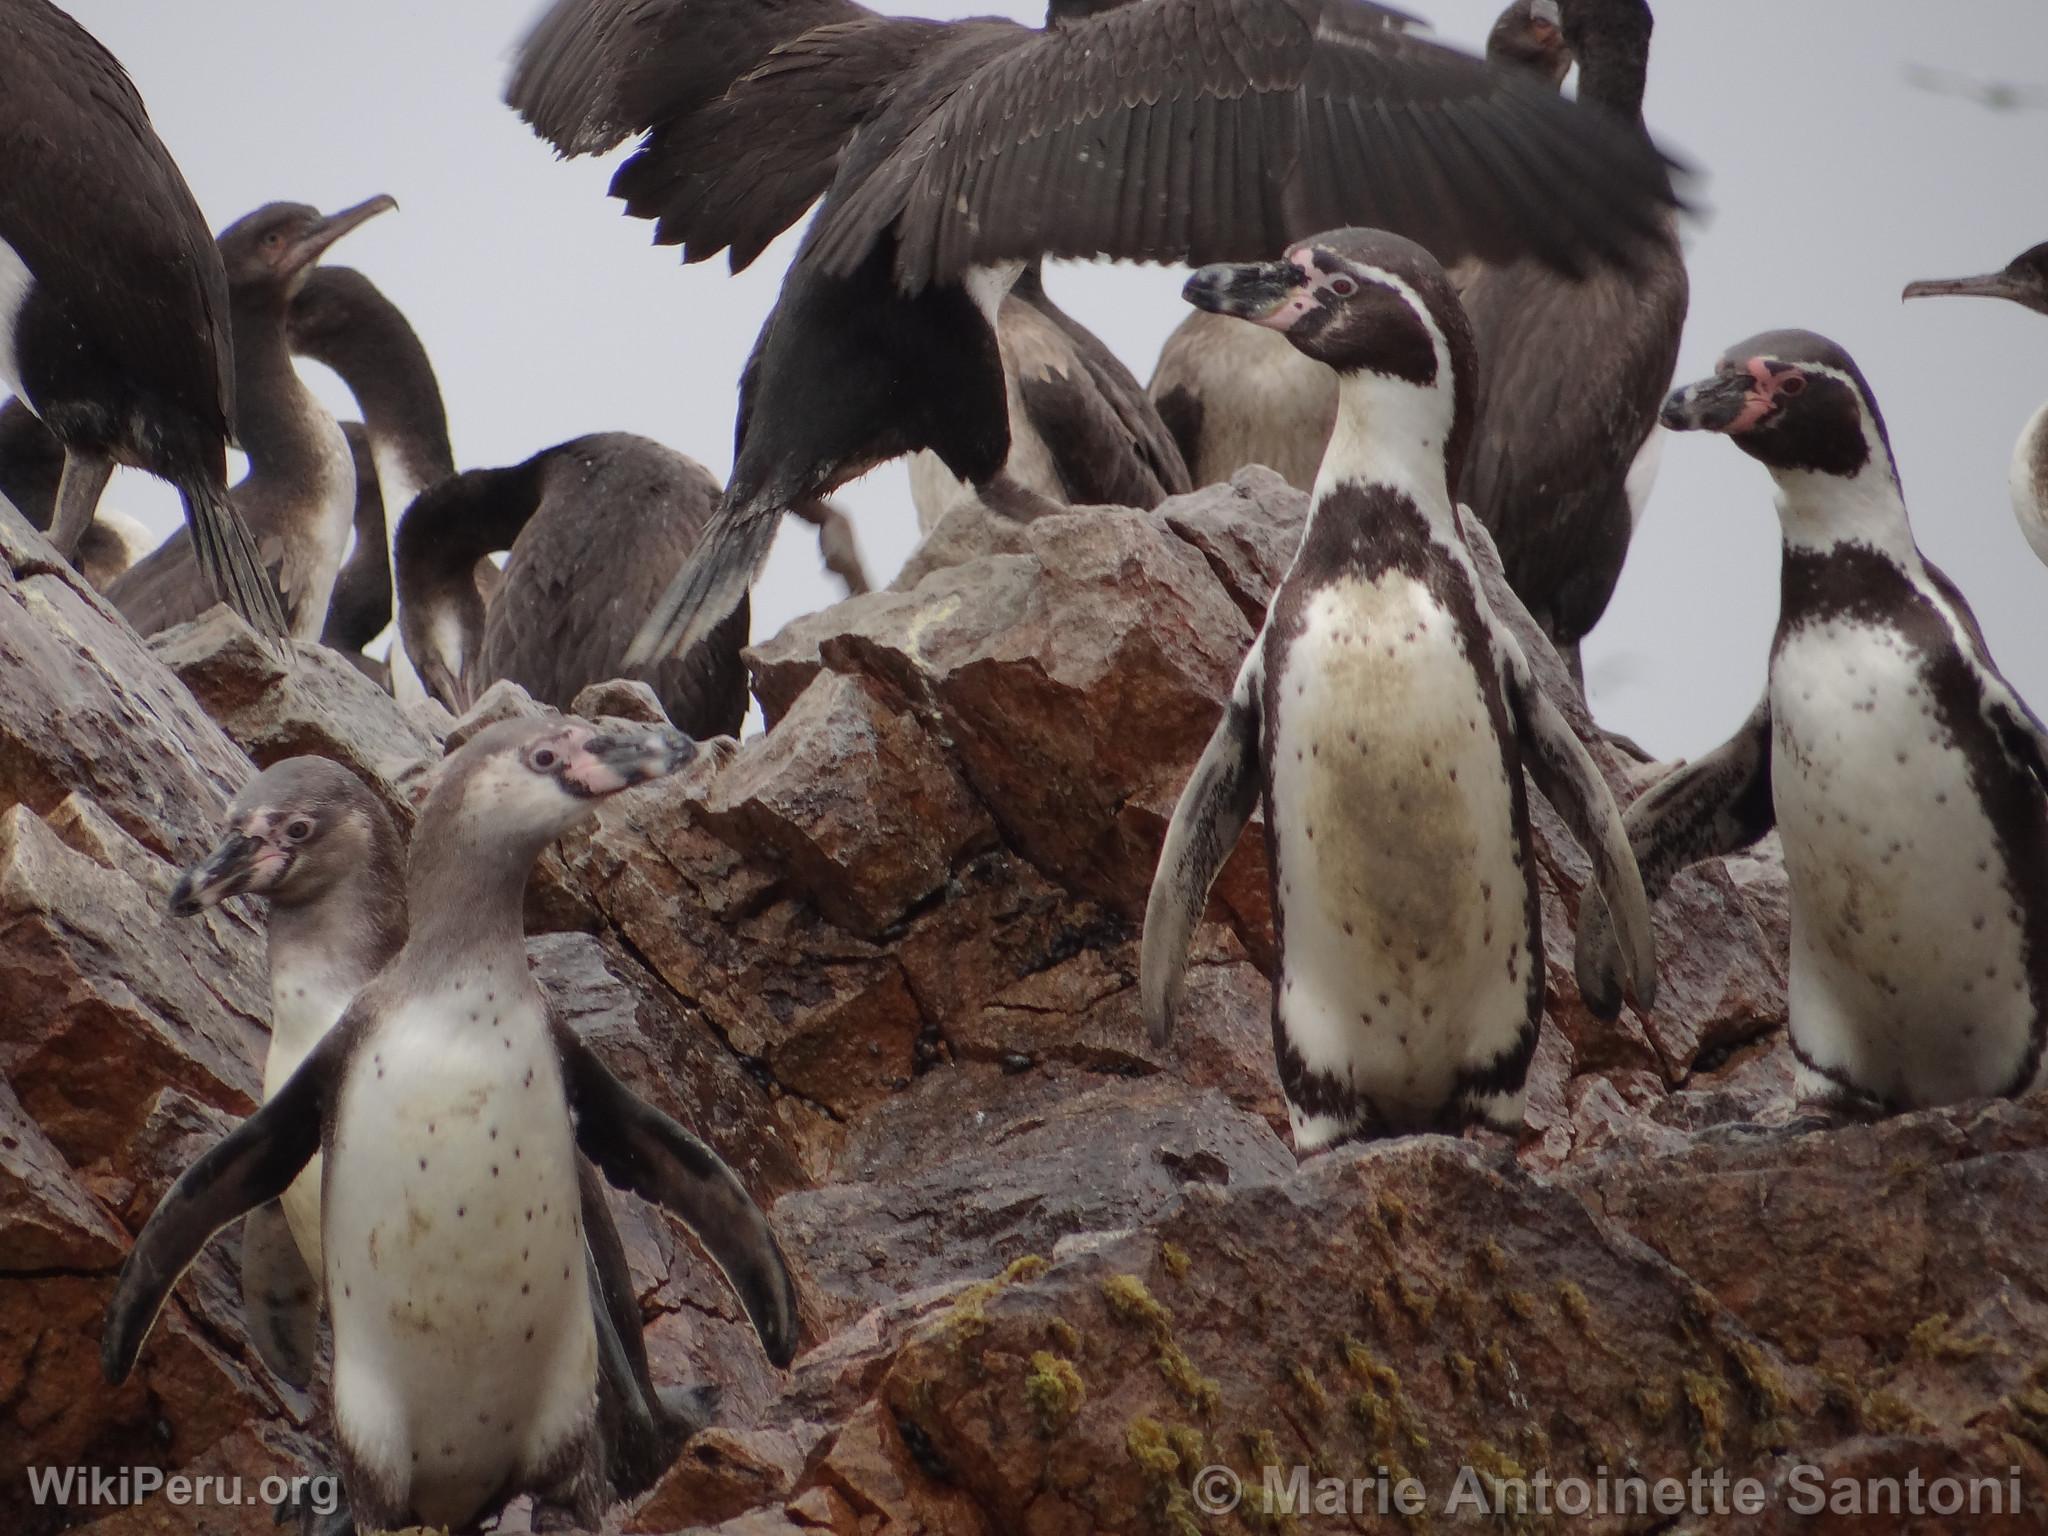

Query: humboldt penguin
left=1582, top=330, right=2048, bottom=1113
left=908, top=263, right=1191, bottom=532
left=167, top=754, right=715, bottom=1502
left=393, top=434, right=752, bottom=735
left=1148, top=0, right=1573, bottom=494
left=109, top=718, right=798, bottom=1531
left=1904, top=242, right=2048, bottom=567
left=506, top=0, right=1682, bottom=668
left=108, top=197, right=396, bottom=641
left=1140, top=228, right=1657, bottom=1151
left=0, top=0, right=283, bottom=634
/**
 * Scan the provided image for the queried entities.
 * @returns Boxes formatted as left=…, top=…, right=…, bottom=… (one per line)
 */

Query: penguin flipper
left=1505, top=650, right=1657, bottom=1020
left=1141, top=650, right=1265, bottom=1047
left=557, top=1028, right=800, bottom=1368
left=577, top=1159, right=671, bottom=1499
left=1578, top=695, right=1777, bottom=1017
left=103, top=1026, right=341, bottom=1383
left=239, top=1201, right=320, bottom=1390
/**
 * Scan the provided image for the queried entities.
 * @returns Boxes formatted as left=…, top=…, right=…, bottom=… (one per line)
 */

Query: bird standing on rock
left=108, top=718, right=798, bottom=1533
left=506, top=0, right=1683, bottom=671
left=108, top=197, right=397, bottom=642
left=1142, top=228, right=1657, bottom=1152
left=0, top=0, right=283, bottom=635
left=1585, top=329, right=2048, bottom=1117
left=1904, top=242, right=2048, bottom=568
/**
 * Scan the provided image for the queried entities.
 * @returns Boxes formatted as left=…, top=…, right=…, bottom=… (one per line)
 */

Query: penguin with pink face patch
left=1586, top=328, right=2048, bottom=1116
left=106, top=717, right=799, bottom=1533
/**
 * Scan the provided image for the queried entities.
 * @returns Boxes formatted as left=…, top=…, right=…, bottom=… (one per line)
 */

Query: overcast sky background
left=52, top=0, right=2047, bottom=758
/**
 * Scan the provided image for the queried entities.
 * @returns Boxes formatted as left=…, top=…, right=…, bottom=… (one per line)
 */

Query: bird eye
left=285, top=818, right=314, bottom=842
left=1778, top=374, right=1807, bottom=396
left=1329, top=276, right=1358, bottom=298
left=531, top=748, right=559, bottom=771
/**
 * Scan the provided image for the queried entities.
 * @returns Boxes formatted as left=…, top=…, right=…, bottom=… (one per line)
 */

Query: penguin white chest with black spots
left=1138, top=229, right=1657, bottom=1157
left=324, top=978, right=595, bottom=1528
left=265, top=955, right=358, bottom=1272
left=1651, top=327, right=2048, bottom=1114
left=1265, top=560, right=1532, bottom=1148
left=1770, top=615, right=2036, bottom=1107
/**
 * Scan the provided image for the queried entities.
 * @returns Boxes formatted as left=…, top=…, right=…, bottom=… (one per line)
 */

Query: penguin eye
left=1777, top=374, right=1807, bottom=397
left=284, top=818, right=314, bottom=843
left=1328, top=275, right=1358, bottom=298
left=530, top=748, right=559, bottom=771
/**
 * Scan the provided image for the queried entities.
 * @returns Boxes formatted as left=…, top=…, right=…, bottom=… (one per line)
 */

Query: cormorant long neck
left=230, top=287, right=337, bottom=487
left=1569, top=1, right=1651, bottom=128
left=291, top=270, right=454, bottom=514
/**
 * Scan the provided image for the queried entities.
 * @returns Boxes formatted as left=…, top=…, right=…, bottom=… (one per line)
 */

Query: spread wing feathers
left=1503, top=652, right=1656, bottom=1021
left=811, top=0, right=1680, bottom=290
left=1141, top=660, right=1264, bottom=1046
left=0, top=0, right=233, bottom=439
left=102, top=1023, right=343, bottom=1384
left=506, top=0, right=872, bottom=159
left=237, top=1201, right=320, bottom=1390
left=611, top=17, right=952, bottom=270
left=557, top=1027, right=800, bottom=1368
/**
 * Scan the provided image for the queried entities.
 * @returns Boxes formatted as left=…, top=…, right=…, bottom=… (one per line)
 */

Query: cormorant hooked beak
left=170, top=831, right=274, bottom=917
left=288, top=194, right=399, bottom=273
left=1901, top=269, right=2026, bottom=306
left=1183, top=259, right=1311, bottom=330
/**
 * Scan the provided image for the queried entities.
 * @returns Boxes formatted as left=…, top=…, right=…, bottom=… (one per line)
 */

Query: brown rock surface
left=8, top=477, right=2038, bottom=1536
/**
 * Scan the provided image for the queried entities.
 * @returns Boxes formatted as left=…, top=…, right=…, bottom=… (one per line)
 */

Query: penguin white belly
left=2009, top=402, right=2048, bottom=567
left=325, top=991, right=595, bottom=1527
left=264, top=961, right=359, bottom=1276
left=1269, top=574, right=1529, bottom=1149
left=1771, top=620, right=2033, bottom=1107
left=0, top=237, right=31, bottom=397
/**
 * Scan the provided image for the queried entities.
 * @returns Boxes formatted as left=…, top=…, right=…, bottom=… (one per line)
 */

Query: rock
left=9, top=463, right=2017, bottom=1536
left=573, top=677, right=674, bottom=726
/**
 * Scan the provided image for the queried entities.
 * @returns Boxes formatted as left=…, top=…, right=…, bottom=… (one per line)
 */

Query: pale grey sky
left=57, top=0, right=2048, bottom=758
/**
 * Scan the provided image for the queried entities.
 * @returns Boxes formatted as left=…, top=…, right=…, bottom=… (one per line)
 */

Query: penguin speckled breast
left=1587, top=329, right=2048, bottom=1115
left=1140, top=227, right=1656, bottom=1154
left=107, top=718, right=798, bottom=1534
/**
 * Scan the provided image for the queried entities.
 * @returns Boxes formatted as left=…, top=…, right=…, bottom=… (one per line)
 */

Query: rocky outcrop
left=3, top=476, right=2039, bottom=1536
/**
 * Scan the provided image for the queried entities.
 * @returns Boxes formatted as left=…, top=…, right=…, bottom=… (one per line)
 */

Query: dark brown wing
left=609, top=16, right=953, bottom=270
left=809, top=0, right=1683, bottom=289
left=0, top=0, right=233, bottom=448
left=507, top=0, right=870, bottom=157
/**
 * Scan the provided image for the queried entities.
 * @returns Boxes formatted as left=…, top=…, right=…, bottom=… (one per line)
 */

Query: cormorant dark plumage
left=1454, top=0, right=1687, bottom=684
left=393, top=433, right=750, bottom=736
left=507, top=0, right=1685, bottom=665
left=285, top=265, right=458, bottom=657
left=107, top=197, right=396, bottom=641
left=0, top=0, right=284, bottom=635
left=911, top=262, right=1192, bottom=530
left=1904, top=242, right=2048, bottom=568
left=1147, top=0, right=1571, bottom=493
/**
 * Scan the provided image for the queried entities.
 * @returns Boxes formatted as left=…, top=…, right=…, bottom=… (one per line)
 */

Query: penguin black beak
left=1660, top=371, right=1762, bottom=434
left=560, top=725, right=697, bottom=798
left=170, top=832, right=271, bottom=916
left=288, top=194, right=398, bottom=272
left=1183, top=260, right=1310, bottom=329
left=1901, top=270, right=2024, bottom=305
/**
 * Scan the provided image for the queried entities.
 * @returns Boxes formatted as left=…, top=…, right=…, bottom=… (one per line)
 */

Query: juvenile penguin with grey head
left=1141, top=228, right=1656, bottom=1150
left=166, top=754, right=720, bottom=1507
left=1582, top=330, right=2048, bottom=1115
left=110, top=718, right=799, bottom=1531
left=1904, top=242, right=2048, bottom=567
